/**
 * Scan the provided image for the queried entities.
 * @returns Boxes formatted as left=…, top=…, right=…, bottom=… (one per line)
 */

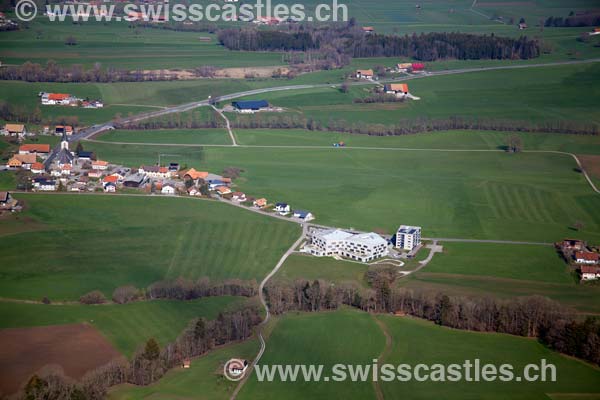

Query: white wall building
left=308, top=229, right=389, bottom=263
left=396, top=225, right=421, bottom=251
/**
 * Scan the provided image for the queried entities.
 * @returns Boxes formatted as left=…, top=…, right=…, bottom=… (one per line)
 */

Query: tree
left=79, top=290, right=107, bottom=304
left=193, top=318, right=206, bottom=340
left=506, top=134, right=523, bottom=152
left=65, top=35, right=78, bottom=46
left=75, top=142, right=84, bottom=154
left=143, top=338, right=160, bottom=360
left=340, top=82, right=350, bottom=93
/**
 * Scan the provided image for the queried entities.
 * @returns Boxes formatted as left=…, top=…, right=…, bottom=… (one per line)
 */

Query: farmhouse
left=7, top=154, right=36, bottom=169
left=161, top=185, right=176, bottom=195
left=356, top=69, right=374, bottom=79
left=92, top=160, right=109, bottom=170
left=396, top=225, right=422, bottom=251
left=275, top=202, right=291, bottom=215
left=232, top=100, right=269, bottom=113
left=384, top=83, right=409, bottom=96
left=581, top=266, right=600, bottom=281
left=19, top=144, right=50, bottom=155
left=307, top=229, right=389, bottom=263
left=182, top=168, right=208, bottom=181
left=123, top=174, right=146, bottom=188
left=253, top=198, right=267, bottom=208
left=139, top=165, right=170, bottom=179
left=575, top=252, right=599, bottom=265
left=102, top=175, right=118, bottom=184
left=30, top=162, right=45, bottom=174
left=232, top=192, right=246, bottom=202
left=3, top=124, right=25, bottom=137
left=396, top=63, right=412, bottom=72
left=42, top=93, right=72, bottom=105
left=215, top=186, right=231, bottom=196
left=293, top=210, right=314, bottom=221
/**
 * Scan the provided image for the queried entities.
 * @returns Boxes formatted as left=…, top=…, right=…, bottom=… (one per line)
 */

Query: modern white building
left=307, top=229, right=389, bottom=263
left=396, top=225, right=422, bottom=251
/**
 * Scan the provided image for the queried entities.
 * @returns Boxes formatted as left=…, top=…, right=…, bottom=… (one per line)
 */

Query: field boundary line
left=371, top=315, right=393, bottom=400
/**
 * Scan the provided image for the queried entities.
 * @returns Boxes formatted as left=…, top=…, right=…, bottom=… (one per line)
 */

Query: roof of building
left=48, top=93, right=71, bottom=101
left=57, top=148, right=74, bottom=165
left=397, top=63, right=412, bottom=68
left=385, top=83, right=409, bottom=93
left=78, top=151, right=93, bottom=158
left=254, top=198, right=267, bottom=205
left=5, top=123, right=25, bottom=132
left=362, top=26, right=374, bottom=31
left=293, top=210, right=310, bottom=217
left=232, top=100, right=269, bottom=110
left=31, top=162, right=44, bottom=170
left=581, top=265, right=600, bottom=274
left=11, top=154, right=37, bottom=164
left=276, top=202, right=288, bottom=207
left=216, top=186, right=230, bottom=193
left=398, top=225, right=421, bottom=235
left=19, top=144, right=50, bottom=153
left=315, top=229, right=387, bottom=247
left=576, top=252, right=599, bottom=261
left=356, top=69, right=374, bottom=75
left=232, top=191, right=245, bottom=196
left=61, top=164, right=72, bottom=170
left=93, top=160, right=109, bottom=166
left=103, top=175, right=118, bottom=183
left=183, top=168, right=209, bottom=180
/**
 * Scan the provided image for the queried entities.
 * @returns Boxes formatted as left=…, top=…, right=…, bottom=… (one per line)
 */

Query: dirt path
left=371, top=315, right=393, bottom=400
left=211, top=105, right=238, bottom=146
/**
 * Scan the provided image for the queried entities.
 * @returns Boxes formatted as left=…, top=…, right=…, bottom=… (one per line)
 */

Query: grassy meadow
left=0, top=296, right=246, bottom=356
left=96, top=128, right=232, bottom=145
left=0, top=194, right=300, bottom=300
left=108, top=338, right=259, bottom=400
left=83, top=142, right=600, bottom=243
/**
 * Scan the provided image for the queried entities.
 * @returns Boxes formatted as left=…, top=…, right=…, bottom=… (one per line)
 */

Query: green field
left=274, top=253, right=369, bottom=286
left=234, top=310, right=600, bottom=399
left=96, top=128, right=232, bottom=145
left=83, top=141, right=600, bottom=243
left=0, top=194, right=300, bottom=300
left=234, top=129, right=600, bottom=154
left=108, top=338, right=259, bottom=400
left=0, top=296, right=245, bottom=356
left=240, top=63, right=600, bottom=127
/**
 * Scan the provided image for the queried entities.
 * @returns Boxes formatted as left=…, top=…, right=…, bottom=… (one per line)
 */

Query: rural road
left=229, top=223, right=308, bottom=400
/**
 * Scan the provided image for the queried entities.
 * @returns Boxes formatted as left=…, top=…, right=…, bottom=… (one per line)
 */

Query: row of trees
left=78, top=277, right=258, bottom=305
left=19, top=307, right=262, bottom=400
left=545, top=14, right=600, bottom=28
left=218, top=29, right=316, bottom=51
left=116, top=110, right=224, bottom=130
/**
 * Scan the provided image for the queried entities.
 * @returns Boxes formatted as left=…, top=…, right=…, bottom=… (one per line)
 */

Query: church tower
left=60, top=131, right=69, bottom=150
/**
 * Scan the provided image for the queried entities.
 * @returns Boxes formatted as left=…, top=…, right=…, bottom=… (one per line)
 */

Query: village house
left=7, top=154, right=36, bottom=169
left=293, top=210, right=314, bottom=221
left=581, top=265, right=600, bottom=281
left=103, top=175, right=119, bottom=185
left=30, top=162, right=45, bottom=174
left=19, top=144, right=50, bottom=155
left=183, top=168, right=209, bottom=182
left=87, top=170, right=104, bottom=179
left=561, top=239, right=586, bottom=252
left=215, top=186, right=232, bottom=196
left=103, top=182, right=116, bottom=193
left=187, top=187, right=199, bottom=196
left=307, top=229, right=389, bottom=263
left=396, top=63, right=412, bottom=72
left=60, top=164, right=72, bottom=176
left=55, top=125, right=74, bottom=136
left=139, top=165, right=171, bottom=179
left=253, top=198, right=267, bottom=208
left=575, top=251, right=599, bottom=265
left=396, top=225, right=422, bottom=251
left=77, top=151, right=93, bottom=161
left=384, top=83, right=409, bottom=97
left=2, top=123, right=26, bottom=137
left=123, top=173, right=146, bottom=188
left=161, top=184, right=176, bottom=195
left=231, top=192, right=246, bottom=202
left=275, top=202, right=291, bottom=215
left=362, top=26, right=374, bottom=34
left=35, top=179, right=57, bottom=191
left=92, top=160, right=109, bottom=170
left=356, top=69, right=374, bottom=79
left=42, top=93, right=73, bottom=106
left=232, top=100, right=269, bottom=113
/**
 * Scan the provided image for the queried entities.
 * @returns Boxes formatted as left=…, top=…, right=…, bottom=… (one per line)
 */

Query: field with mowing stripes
left=84, top=142, right=600, bottom=243
left=0, top=296, right=246, bottom=356
left=0, top=195, right=300, bottom=300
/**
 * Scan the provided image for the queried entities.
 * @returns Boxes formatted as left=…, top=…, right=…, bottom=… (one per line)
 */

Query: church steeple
left=60, top=131, right=69, bottom=150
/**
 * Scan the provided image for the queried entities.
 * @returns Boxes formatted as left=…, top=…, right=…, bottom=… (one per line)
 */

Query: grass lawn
left=377, top=315, right=600, bottom=400
left=84, top=142, right=600, bottom=243
left=238, top=309, right=384, bottom=400
left=0, top=171, right=16, bottom=191
left=425, top=242, right=572, bottom=284
left=234, top=129, right=600, bottom=154
left=108, top=338, right=259, bottom=400
left=0, top=194, right=300, bottom=300
left=0, top=296, right=246, bottom=356
left=96, top=128, right=232, bottom=145
left=274, top=254, right=369, bottom=286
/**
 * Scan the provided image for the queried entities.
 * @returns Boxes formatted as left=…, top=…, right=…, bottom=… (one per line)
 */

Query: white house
left=232, top=192, right=246, bottom=202
left=581, top=266, right=600, bottom=281
left=140, top=165, right=171, bottom=179
left=575, top=251, right=599, bottom=265
left=396, top=225, right=421, bottom=251
left=275, top=202, right=291, bottom=215
left=293, top=210, right=314, bottom=221
left=356, top=69, right=374, bottom=79
left=103, top=182, right=116, bottom=193
left=92, top=160, right=109, bottom=170
left=161, top=185, right=176, bottom=195
left=36, top=180, right=56, bottom=191
left=307, top=229, right=389, bottom=263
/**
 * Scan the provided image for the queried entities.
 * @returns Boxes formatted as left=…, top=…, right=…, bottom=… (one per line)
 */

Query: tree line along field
left=233, top=309, right=600, bottom=400
left=82, top=141, right=600, bottom=243
left=0, top=296, right=246, bottom=356
left=0, top=194, right=300, bottom=300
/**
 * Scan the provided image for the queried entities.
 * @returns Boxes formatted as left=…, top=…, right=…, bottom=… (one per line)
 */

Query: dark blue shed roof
left=232, top=100, right=269, bottom=110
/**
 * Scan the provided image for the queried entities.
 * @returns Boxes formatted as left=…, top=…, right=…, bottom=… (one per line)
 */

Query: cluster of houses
left=304, top=225, right=422, bottom=263
left=355, top=63, right=426, bottom=81
left=2, top=124, right=75, bottom=140
left=40, top=92, right=103, bottom=108
left=557, top=239, right=600, bottom=281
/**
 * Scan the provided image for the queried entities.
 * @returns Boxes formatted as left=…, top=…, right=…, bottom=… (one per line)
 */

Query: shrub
left=79, top=290, right=107, bottom=305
